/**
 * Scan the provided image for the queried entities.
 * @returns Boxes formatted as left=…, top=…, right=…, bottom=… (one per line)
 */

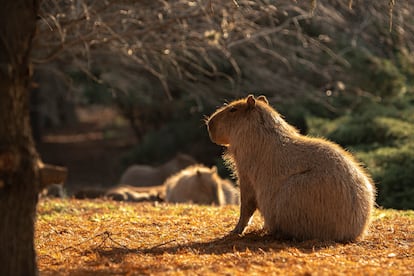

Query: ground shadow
left=94, top=230, right=341, bottom=259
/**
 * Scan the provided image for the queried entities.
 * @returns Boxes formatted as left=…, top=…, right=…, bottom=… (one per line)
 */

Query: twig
left=149, top=239, right=177, bottom=250
left=60, top=230, right=128, bottom=252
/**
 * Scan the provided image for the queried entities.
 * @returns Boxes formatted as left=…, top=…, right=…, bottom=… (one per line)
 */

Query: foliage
left=346, top=51, right=408, bottom=99
left=358, top=146, right=414, bottom=209
left=35, top=1, right=414, bottom=109
left=308, top=93, right=414, bottom=210
left=302, top=12, right=414, bottom=209
left=36, top=199, right=414, bottom=275
left=312, top=114, right=413, bottom=148
left=70, top=71, right=114, bottom=105
left=120, top=95, right=232, bottom=176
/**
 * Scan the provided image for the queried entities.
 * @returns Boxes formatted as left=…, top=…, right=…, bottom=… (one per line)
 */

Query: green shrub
left=122, top=118, right=206, bottom=165
left=308, top=97, right=414, bottom=209
left=70, top=71, right=113, bottom=105
left=326, top=116, right=413, bottom=147
left=346, top=51, right=407, bottom=100
left=357, top=146, right=414, bottom=210
left=121, top=95, right=227, bottom=172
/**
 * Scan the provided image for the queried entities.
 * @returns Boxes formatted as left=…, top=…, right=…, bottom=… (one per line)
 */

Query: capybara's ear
left=196, top=170, right=202, bottom=177
left=247, top=95, right=256, bottom=108
left=211, top=166, right=217, bottom=173
left=257, top=95, right=268, bottom=104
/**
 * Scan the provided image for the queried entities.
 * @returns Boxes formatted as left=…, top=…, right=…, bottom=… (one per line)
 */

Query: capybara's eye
left=229, top=107, right=238, bottom=113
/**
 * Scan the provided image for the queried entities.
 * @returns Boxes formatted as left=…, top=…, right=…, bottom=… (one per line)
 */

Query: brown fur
left=206, top=95, right=376, bottom=242
left=73, top=185, right=164, bottom=201
left=119, top=153, right=197, bottom=187
left=105, top=185, right=164, bottom=202
left=164, top=164, right=239, bottom=205
left=221, top=179, right=240, bottom=205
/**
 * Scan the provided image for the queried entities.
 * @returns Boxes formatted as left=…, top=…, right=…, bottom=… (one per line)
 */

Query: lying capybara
left=206, top=95, right=376, bottom=242
left=105, top=185, right=164, bottom=202
left=221, top=179, right=240, bottom=205
left=74, top=185, right=165, bottom=201
left=74, top=165, right=239, bottom=205
left=164, top=164, right=239, bottom=205
left=119, top=153, right=197, bottom=187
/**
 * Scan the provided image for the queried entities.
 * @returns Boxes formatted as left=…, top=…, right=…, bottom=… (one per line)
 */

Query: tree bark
left=0, top=1, right=40, bottom=275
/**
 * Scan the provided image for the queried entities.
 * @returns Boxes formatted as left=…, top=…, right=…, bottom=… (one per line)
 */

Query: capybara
left=74, top=165, right=239, bottom=205
left=105, top=185, right=163, bottom=202
left=164, top=164, right=238, bottom=205
left=221, top=179, right=240, bottom=205
left=74, top=185, right=165, bottom=202
left=206, top=95, right=376, bottom=242
left=119, top=153, right=197, bottom=187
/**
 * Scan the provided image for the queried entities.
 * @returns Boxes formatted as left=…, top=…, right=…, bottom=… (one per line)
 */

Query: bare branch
left=31, top=0, right=414, bottom=106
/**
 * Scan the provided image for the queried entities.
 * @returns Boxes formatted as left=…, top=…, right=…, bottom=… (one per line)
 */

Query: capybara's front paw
left=230, top=225, right=244, bottom=235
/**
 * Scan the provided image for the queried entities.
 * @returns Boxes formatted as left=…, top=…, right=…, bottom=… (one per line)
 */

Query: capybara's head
left=206, top=95, right=270, bottom=146
left=191, top=166, right=225, bottom=205
left=165, top=153, right=197, bottom=173
left=174, top=153, right=197, bottom=167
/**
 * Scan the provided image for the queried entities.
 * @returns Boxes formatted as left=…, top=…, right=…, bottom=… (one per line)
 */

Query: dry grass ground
left=36, top=199, right=413, bottom=275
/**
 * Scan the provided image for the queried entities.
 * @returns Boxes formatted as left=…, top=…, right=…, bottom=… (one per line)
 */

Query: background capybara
left=119, top=153, right=197, bottom=187
left=206, top=95, right=376, bottom=242
left=164, top=164, right=239, bottom=205
left=221, top=179, right=240, bottom=205
left=74, top=184, right=164, bottom=202
left=74, top=162, right=239, bottom=205
left=105, top=185, right=163, bottom=202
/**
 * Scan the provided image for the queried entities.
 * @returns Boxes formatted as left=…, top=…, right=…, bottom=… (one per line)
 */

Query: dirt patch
left=36, top=199, right=414, bottom=275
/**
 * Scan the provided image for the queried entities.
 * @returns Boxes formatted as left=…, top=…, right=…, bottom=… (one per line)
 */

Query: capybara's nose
left=206, top=122, right=216, bottom=142
left=207, top=119, right=214, bottom=132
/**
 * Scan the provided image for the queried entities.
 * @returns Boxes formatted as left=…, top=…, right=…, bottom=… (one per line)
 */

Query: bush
left=121, top=96, right=227, bottom=174
left=326, top=116, right=413, bottom=147
left=308, top=96, right=414, bottom=210
left=357, top=146, right=414, bottom=210
left=351, top=54, right=407, bottom=99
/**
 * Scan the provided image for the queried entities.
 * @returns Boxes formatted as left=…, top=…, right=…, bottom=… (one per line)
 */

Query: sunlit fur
left=164, top=164, right=239, bottom=205
left=207, top=95, right=376, bottom=242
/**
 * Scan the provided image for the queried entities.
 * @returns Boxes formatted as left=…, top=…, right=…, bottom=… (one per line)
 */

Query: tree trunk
left=0, top=1, right=40, bottom=275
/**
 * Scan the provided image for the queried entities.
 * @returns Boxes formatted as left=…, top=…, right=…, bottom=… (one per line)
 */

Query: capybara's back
left=165, top=165, right=226, bottom=205
left=119, top=165, right=163, bottom=187
left=260, top=140, right=375, bottom=241
left=206, top=95, right=376, bottom=241
left=119, top=153, right=197, bottom=187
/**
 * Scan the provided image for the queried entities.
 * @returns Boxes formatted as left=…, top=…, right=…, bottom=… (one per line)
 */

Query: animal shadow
left=95, top=230, right=341, bottom=261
